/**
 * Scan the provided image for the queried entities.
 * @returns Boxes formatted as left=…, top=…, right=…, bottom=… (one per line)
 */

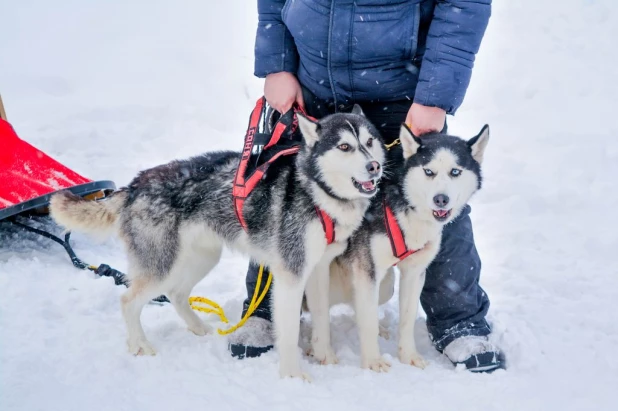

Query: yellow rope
left=189, top=297, right=229, bottom=324
left=188, top=264, right=273, bottom=336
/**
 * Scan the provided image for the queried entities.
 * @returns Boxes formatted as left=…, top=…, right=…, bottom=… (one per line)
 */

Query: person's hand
left=405, top=103, right=446, bottom=136
left=264, top=72, right=305, bottom=113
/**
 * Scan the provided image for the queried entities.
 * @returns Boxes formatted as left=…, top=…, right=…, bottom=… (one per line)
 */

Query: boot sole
left=229, top=343, right=274, bottom=359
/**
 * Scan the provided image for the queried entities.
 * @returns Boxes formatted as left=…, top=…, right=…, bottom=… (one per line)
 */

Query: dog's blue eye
left=424, top=169, right=434, bottom=177
left=450, top=168, right=462, bottom=177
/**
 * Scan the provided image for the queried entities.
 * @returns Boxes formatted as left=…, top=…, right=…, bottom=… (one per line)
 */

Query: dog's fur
left=304, top=124, right=490, bottom=371
left=49, top=107, right=386, bottom=380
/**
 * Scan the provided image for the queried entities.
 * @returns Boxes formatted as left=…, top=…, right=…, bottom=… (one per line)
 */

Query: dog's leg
left=121, top=275, right=162, bottom=356
left=352, top=267, right=391, bottom=372
left=168, top=245, right=222, bottom=336
left=397, top=264, right=428, bottom=369
left=272, top=267, right=311, bottom=381
left=305, top=258, right=338, bottom=365
left=377, top=267, right=396, bottom=340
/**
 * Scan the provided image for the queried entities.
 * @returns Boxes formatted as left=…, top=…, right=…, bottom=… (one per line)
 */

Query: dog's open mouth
left=352, top=177, right=377, bottom=194
left=432, top=209, right=452, bottom=222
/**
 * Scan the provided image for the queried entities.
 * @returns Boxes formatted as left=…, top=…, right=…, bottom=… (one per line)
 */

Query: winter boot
left=443, top=335, right=506, bottom=373
left=228, top=262, right=275, bottom=359
left=227, top=316, right=274, bottom=359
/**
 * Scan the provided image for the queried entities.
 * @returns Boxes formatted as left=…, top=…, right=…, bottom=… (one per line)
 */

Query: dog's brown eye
left=424, top=169, right=434, bottom=177
left=366, top=138, right=373, bottom=148
left=450, top=168, right=462, bottom=177
left=338, top=144, right=351, bottom=151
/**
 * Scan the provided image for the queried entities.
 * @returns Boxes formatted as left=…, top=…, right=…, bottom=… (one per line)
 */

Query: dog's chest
left=332, top=203, right=368, bottom=240
left=325, top=240, right=348, bottom=261
left=370, top=216, right=441, bottom=273
left=370, top=235, right=401, bottom=274
left=333, top=222, right=359, bottom=244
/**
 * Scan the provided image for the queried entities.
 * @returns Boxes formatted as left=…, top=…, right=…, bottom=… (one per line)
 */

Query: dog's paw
left=279, top=367, right=313, bottom=382
left=378, top=324, right=390, bottom=340
left=127, top=338, right=157, bottom=356
left=399, top=350, right=428, bottom=369
left=188, top=321, right=212, bottom=336
left=361, top=356, right=391, bottom=373
left=311, top=345, right=339, bottom=365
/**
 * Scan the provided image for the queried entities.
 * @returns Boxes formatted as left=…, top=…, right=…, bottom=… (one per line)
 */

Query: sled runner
left=0, top=94, right=170, bottom=301
left=0, top=111, right=115, bottom=221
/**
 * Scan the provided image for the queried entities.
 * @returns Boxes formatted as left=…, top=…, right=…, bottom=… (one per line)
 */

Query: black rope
left=10, top=220, right=91, bottom=270
left=8, top=218, right=169, bottom=304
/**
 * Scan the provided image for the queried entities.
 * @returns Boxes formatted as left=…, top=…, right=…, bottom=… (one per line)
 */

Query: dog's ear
left=297, top=113, right=321, bottom=147
left=467, top=124, right=490, bottom=164
left=399, top=123, right=422, bottom=159
left=351, top=104, right=365, bottom=117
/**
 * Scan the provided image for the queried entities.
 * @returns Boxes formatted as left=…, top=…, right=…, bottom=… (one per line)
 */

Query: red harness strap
left=232, top=97, right=335, bottom=245
left=315, top=206, right=336, bottom=245
left=383, top=200, right=419, bottom=263
left=232, top=145, right=301, bottom=229
left=232, top=96, right=266, bottom=229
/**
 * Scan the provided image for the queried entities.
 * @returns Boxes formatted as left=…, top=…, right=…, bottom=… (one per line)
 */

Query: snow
left=1, top=1, right=617, bottom=410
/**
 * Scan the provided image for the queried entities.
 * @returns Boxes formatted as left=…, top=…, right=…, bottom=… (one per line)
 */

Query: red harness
left=232, top=97, right=335, bottom=245
left=383, top=199, right=420, bottom=263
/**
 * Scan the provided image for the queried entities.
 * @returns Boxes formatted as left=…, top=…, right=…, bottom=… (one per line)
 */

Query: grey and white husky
left=49, top=107, right=385, bottom=380
left=304, top=123, right=489, bottom=371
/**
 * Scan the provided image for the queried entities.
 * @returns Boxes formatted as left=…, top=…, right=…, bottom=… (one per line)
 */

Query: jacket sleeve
left=413, top=0, right=491, bottom=115
left=254, top=0, right=299, bottom=78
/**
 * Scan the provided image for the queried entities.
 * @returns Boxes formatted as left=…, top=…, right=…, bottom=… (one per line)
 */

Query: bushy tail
left=49, top=190, right=128, bottom=238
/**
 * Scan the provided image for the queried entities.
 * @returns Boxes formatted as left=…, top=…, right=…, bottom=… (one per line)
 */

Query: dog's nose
left=433, top=194, right=450, bottom=208
left=366, top=161, right=381, bottom=177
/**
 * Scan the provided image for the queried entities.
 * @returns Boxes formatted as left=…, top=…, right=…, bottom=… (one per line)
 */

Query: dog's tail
left=49, top=190, right=128, bottom=238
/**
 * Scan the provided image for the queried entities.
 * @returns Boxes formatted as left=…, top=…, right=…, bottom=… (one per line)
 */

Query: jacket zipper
left=326, top=0, right=338, bottom=110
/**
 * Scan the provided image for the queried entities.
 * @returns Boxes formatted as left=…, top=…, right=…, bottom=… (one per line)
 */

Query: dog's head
left=296, top=105, right=385, bottom=201
left=397, top=124, right=489, bottom=224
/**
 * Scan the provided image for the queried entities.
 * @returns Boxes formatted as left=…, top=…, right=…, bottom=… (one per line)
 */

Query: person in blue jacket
left=229, top=0, right=505, bottom=373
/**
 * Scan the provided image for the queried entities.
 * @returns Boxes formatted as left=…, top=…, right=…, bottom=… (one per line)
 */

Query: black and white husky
left=304, top=123, right=490, bottom=371
left=49, top=107, right=385, bottom=380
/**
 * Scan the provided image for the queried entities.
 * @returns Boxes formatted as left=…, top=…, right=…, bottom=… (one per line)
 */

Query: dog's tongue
left=436, top=209, right=448, bottom=217
left=361, top=180, right=375, bottom=191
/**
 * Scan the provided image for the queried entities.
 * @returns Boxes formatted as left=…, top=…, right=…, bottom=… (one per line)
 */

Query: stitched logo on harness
left=242, top=127, right=255, bottom=161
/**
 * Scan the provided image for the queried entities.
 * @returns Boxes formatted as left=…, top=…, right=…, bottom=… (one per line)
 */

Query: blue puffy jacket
left=254, top=0, right=491, bottom=115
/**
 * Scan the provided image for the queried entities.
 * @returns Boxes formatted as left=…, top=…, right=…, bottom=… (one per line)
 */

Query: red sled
left=0, top=94, right=115, bottom=220
left=0, top=118, right=115, bottom=221
left=0, top=95, right=167, bottom=302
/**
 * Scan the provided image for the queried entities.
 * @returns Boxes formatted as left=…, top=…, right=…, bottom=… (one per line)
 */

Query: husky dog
left=304, top=123, right=489, bottom=371
left=49, top=106, right=385, bottom=380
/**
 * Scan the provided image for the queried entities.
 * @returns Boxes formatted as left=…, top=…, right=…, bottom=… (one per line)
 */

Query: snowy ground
left=1, top=1, right=617, bottom=410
